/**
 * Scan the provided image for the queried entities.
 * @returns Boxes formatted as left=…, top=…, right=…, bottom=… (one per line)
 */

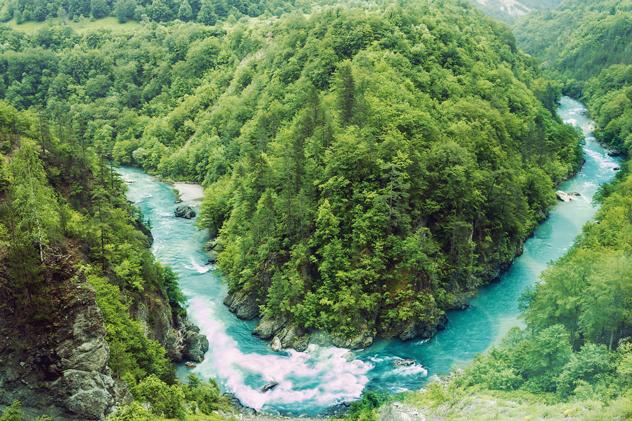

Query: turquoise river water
left=118, top=97, right=620, bottom=416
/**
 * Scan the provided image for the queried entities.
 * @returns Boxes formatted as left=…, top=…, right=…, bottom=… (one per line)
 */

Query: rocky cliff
left=0, top=251, right=121, bottom=420
left=0, top=244, right=207, bottom=420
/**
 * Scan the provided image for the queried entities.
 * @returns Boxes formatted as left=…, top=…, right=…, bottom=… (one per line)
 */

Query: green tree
left=177, top=0, right=193, bottom=21
left=114, top=0, right=138, bottom=23
left=335, top=61, right=355, bottom=126
left=90, top=0, right=111, bottom=19
left=197, top=0, right=217, bottom=25
left=8, top=139, right=60, bottom=263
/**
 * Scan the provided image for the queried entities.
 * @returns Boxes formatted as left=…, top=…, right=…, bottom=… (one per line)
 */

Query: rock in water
left=183, top=325, right=209, bottom=363
left=261, top=381, right=279, bottom=393
left=174, top=205, right=196, bottom=219
left=556, top=191, right=572, bottom=202
left=270, top=336, right=282, bottom=352
left=393, top=358, right=416, bottom=367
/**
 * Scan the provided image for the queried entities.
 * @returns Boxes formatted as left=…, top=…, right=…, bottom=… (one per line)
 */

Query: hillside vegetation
left=515, top=0, right=632, bottom=152
left=343, top=1, right=632, bottom=418
left=0, top=99, right=226, bottom=418
left=0, top=0, right=581, bottom=349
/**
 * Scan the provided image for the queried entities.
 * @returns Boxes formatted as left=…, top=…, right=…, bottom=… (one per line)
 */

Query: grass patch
left=2, top=17, right=142, bottom=34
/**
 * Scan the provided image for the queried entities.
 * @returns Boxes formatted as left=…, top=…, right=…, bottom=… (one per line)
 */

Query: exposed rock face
left=0, top=254, right=121, bottom=420
left=253, top=315, right=309, bottom=351
left=131, top=293, right=208, bottom=363
left=174, top=205, right=196, bottom=219
left=378, top=402, right=426, bottom=421
left=397, top=314, right=448, bottom=341
left=331, top=327, right=375, bottom=350
left=183, top=323, right=209, bottom=362
left=270, top=336, right=282, bottom=352
left=224, top=289, right=260, bottom=320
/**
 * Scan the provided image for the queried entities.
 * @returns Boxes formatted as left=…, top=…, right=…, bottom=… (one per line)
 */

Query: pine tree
left=8, top=139, right=60, bottom=263
left=177, top=0, right=193, bottom=21
left=336, top=61, right=355, bottom=126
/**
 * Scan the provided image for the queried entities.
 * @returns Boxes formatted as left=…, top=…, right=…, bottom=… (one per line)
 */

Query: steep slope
left=346, top=1, right=632, bottom=419
left=0, top=0, right=581, bottom=350
left=515, top=0, right=632, bottom=151
left=0, top=102, right=209, bottom=419
left=191, top=1, right=581, bottom=349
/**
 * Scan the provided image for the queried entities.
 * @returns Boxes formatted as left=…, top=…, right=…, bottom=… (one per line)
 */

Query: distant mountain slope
left=471, top=0, right=560, bottom=22
left=515, top=0, right=632, bottom=151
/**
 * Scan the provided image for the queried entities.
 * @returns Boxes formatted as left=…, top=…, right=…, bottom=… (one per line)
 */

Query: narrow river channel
left=118, top=97, right=620, bottom=416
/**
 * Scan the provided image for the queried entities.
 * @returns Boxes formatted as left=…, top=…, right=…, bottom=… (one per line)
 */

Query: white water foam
left=393, top=364, right=428, bottom=377
left=366, top=355, right=429, bottom=377
left=585, top=147, right=618, bottom=170
left=187, top=258, right=211, bottom=274
left=188, top=296, right=372, bottom=412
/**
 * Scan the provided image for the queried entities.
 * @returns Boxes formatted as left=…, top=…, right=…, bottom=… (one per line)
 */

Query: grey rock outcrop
left=183, top=324, right=209, bottom=362
left=398, top=314, right=448, bottom=341
left=131, top=294, right=208, bottom=364
left=378, top=402, right=426, bottom=421
left=174, top=205, right=196, bottom=219
left=224, top=289, right=260, bottom=320
left=0, top=261, right=122, bottom=420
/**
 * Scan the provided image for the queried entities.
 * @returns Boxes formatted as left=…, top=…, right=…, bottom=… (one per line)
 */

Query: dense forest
left=0, top=0, right=305, bottom=24
left=344, top=0, right=632, bottom=418
left=0, top=0, right=581, bottom=349
left=516, top=0, right=632, bottom=152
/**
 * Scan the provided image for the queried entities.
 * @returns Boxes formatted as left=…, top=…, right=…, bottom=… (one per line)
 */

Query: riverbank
left=173, top=182, right=205, bottom=202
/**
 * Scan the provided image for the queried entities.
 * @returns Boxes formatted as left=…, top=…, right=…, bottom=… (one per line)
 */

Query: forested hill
left=470, top=0, right=560, bottom=22
left=0, top=0, right=581, bottom=350
left=347, top=1, right=632, bottom=418
left=0, top=0, right=303, bottom=24
left=515, top=0, right=632, bottom=152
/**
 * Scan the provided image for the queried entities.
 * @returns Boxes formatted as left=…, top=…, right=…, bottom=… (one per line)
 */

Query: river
left=118, top=97, right=620, bottom=416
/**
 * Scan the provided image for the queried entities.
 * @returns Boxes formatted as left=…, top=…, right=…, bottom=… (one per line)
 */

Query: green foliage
left=345, top=391, right=388, bottom=421
left=515, top=0, right=632, bottom=152
left=0, top=0, right=582, bottom=345
left=107, top=401, right=153, bottom=421
left=4, top=0, right=313, bottom=25
left=7, top=138, right=61, bottom=263
left=133, top=375, right=186, bottom=419
left=88, top=272, right=173, bottom=383
left=0, top=402, right=23, bottom=421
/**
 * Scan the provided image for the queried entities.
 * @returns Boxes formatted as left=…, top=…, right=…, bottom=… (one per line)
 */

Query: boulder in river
left=393, top=358, right=416, bottom=368
left=608, top=150, right=623, bottom=157
left=556, top=191, right=572, bottom=202
left=331, top=326, right=374, bottom=349
left=613, top=166, right=620, bottom=171
left=261, top=381, right=279, bottom=393
left=270, top=336, right=282, bottom=352
left=174, top=205, right=196, bottom=219
left=183, top=324, right=209, bottom=363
